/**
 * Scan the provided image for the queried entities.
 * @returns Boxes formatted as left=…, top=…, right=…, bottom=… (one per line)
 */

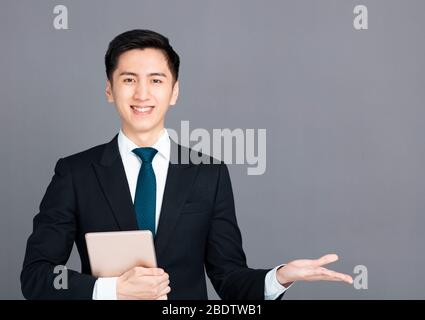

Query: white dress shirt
left=93, top=129, right=290, bottom=300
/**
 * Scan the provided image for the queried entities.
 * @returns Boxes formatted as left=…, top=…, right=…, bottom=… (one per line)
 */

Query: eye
left=123, top=78, right=135, bottom=83
left=152, top=79, right=163, bottom=84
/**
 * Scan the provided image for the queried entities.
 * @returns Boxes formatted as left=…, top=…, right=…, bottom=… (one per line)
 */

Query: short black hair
left=105, top=29, right=180, bottom=83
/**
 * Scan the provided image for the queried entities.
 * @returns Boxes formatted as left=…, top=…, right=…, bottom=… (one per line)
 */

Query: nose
left=133, top=80, right=150, bottom=101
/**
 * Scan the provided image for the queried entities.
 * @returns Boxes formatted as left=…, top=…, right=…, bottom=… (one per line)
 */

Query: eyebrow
left=148, top=72, right=167, bottom=78
left=118, top=71, right=138, bottom=77
left=118, top=71, right=167, bottom=78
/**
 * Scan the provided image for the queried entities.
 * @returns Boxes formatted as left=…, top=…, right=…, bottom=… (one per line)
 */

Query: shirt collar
left=118, top=128, right=170, bottom=162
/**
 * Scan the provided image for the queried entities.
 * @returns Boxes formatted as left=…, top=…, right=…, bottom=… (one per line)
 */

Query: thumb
left=314, top=254, right=339, bottom=267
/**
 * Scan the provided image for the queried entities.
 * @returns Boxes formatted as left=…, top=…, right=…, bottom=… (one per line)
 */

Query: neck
left=122, top=127, right=164, bottom=147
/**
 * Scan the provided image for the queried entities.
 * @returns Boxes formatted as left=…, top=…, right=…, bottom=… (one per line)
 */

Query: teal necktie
left=132, top=147, right=158, bottom=236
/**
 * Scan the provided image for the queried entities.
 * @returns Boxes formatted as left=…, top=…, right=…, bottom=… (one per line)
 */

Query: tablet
left=85, top=230, right=157, bottom=277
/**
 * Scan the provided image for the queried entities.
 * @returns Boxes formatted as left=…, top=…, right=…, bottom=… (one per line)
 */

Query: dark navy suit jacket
left=21, top=135, right=272, bottom=299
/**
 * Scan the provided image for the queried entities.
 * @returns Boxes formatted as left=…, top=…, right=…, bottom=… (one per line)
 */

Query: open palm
left=277, top=254, right=353, bottom=286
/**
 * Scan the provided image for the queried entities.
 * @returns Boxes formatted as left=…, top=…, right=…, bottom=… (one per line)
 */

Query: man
left=21, top=29, right=353, bottom=300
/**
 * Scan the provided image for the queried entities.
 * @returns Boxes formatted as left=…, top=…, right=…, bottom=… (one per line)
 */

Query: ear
left=169, top=81, right=179, bottom=106
left=105, top=80, right=114, bottom=103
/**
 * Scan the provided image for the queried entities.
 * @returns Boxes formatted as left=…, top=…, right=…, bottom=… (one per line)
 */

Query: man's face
left=106, top=48, right=179, bottom=140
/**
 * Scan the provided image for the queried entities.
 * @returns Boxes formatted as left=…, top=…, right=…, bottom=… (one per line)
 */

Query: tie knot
left=132, top=147, right=158, bottom=163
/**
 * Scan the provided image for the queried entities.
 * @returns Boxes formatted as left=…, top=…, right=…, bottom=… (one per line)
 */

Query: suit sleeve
left=20, top=158, right=97, bottom=299
left=205, top=163, right=273, bottom=300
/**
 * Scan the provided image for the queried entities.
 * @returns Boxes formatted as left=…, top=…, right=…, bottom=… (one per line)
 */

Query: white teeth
left=133, top=106, right=152, bottom=112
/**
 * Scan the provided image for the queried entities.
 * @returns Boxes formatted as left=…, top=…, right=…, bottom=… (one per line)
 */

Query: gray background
left=1, top=0, right=424, bottom=299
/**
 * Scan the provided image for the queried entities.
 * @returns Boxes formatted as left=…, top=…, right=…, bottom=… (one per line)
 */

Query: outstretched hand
left=276, top=254, right=353, bottom=287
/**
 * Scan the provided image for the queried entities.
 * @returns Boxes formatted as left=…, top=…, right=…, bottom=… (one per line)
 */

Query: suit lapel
left=154, top=141, right=199, bottom=258
left=93, top=135, right=138, bottom=231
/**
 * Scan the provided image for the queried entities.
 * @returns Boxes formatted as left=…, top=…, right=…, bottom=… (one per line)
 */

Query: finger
left=313, top=268, right=353, bottom=284
left=135, top=267, right=164, bottom=276
left=335, top=272, right=353, bottom=284
left=314, top=254, right=339, bottom=267
left=152, top=273, right=169, bottom=286
left=156, top=294, right=168, bottom=300
left=326, top=270, right=353, bottom=284
left=156, top=279, right=170, bottom=293
left=310, top=274, right=352, bottom=283
left=309, top=275, right=345, bottom=282
left=308, top=269, right=345, bottom=282
left=148, top=268, right=165, bottom=276
left=151, top=282, right=170, bottom=300
left=157, top=286, right=171, bottom=298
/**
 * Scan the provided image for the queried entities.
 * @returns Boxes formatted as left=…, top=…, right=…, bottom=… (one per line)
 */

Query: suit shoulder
left=61, top=140, right=109, bottom=168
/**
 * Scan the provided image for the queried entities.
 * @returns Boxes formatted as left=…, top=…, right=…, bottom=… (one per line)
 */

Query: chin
left=133, top=124, right=160, bottom=134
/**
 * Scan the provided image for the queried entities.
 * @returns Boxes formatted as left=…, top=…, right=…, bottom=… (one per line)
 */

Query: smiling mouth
left=131, top=105, right=155, bottom=115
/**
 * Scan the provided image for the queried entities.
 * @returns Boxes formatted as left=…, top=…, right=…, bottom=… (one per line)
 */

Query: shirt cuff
left=92, top=277, right=118, bottom=300
left=264, top=264, right=294, bottom=300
